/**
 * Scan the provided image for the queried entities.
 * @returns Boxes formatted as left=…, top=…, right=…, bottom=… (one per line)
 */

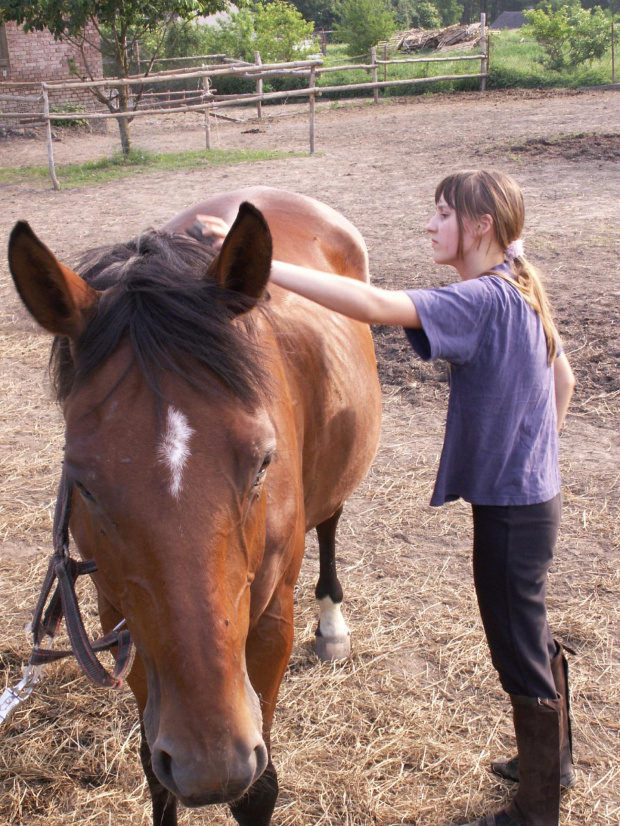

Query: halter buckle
left=0, top=639, right=51, bottom=726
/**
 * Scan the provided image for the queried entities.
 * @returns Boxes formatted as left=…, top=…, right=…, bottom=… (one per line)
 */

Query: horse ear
left=209, top=202, right=272, bottom=313
left=8, top=221, right=99, bottom=338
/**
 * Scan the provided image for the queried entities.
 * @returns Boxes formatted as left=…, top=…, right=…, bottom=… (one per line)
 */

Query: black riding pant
left=471, top=494, right=561, bottom=700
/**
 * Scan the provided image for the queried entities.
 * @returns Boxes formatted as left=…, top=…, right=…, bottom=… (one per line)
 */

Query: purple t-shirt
left=404, top=267, right=561, bottom=507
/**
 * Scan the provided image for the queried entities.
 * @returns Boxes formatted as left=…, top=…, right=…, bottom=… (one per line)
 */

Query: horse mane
left=50, top=230, right=269, bottom=407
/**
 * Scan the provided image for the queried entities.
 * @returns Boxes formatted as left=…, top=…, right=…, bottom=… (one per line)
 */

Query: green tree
left=524, top=3, right=613, bottom=71
left=203, top=1, right=316, bottom=62
left=145, top=18, right=213, bottom=60
left=524, top=5, right=572, bottom=69
left=254, top=0, right=317, bottom=61
left=0, top=1, right=228, bottom=155
left=567, top=5, right=613, bottom=64
left=434, top=0, right=464, bottom=25
left=335, top=0, right=396, bottom=55
left=289, top=0, right=338, bottom=28
left=203, top=7, right=258, bottom=61
left=392, top=0, right=442, bottom=28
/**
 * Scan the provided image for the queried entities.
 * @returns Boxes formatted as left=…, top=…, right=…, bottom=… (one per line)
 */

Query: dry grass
left=1, top=96, right=619, bottom=826
left=0, top=388, right=618, bottom=825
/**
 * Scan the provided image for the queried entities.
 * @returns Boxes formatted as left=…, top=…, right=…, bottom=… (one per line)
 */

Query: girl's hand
left=553, top=353, right=576, bottom=432
left=193, top=214, right=230, bottom=250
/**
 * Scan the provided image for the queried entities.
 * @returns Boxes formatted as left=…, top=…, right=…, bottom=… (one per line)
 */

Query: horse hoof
left=315, top=631, right=350, bottom=662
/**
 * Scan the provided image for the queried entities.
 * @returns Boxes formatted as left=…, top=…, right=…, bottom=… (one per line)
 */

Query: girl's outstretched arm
left=193, top=214, right=421, bottom=328
left=269, top=260, right=421, bottom=328
left=554, top=352, right=576, bottom=432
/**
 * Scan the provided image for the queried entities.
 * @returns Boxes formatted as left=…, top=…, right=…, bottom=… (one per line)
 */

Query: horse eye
left=253, top=455, right=272, bottom=487
left=75, top=481, right=96, bottom=502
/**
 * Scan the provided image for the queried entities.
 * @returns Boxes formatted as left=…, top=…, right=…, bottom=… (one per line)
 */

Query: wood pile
left=396, top=22, right=482, bottom=52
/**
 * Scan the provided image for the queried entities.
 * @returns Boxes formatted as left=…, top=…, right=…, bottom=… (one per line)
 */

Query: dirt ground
left=0, top=89, right=619, bottom=826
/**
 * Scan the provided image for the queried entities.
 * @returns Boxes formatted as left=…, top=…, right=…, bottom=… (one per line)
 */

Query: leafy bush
left=148, top=19, right=213, bottom=60
left=486, top=28, right=613, bottom=90
left=389, top=0, right=462, bottom=29
left=204, top=0, right=317, bottom=63
left=253, top=0, right=318, bottom=61
left=204, top=7, right=259, bottom=61
left=392, top=0, right=442, bottom=29
left=334, top=0, right=396, bottom=56
left=433, top=0, right=464, bottom=27
left=524, top=3, right=613, bottom=71
left=567, top=5, right=613, bottom=64
left=289, top=0, right=337, bottom=29
left=50, top=103, right=89, bottom=128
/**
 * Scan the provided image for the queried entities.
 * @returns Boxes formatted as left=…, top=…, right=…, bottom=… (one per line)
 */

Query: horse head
left=8, top=205, right=279, bottom=806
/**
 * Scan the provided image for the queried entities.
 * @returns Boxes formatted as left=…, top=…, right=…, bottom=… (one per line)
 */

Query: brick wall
left=0, top=21, right=105, bottom=124
left=2, top=21, right=103, bottom=83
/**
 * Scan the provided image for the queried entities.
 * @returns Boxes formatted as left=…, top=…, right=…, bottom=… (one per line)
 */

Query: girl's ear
left=477, top=214, right=494, bottom=237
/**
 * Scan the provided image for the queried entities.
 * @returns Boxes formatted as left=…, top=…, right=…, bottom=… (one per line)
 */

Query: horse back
left=162, top=186, right=370, bottom=283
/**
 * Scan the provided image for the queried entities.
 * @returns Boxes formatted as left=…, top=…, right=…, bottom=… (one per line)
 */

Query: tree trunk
left=116, top=114, right=132, bottom=156
left=116, top=85, right=133, bottom=157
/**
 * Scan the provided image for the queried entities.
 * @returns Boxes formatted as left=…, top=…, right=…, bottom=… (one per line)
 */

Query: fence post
left=612, top=19, right=615, bottom=85
left=309, top=65, right=316, bottom=154
left=41, top=83, right=60, bottom=191
left=202, top=77, right=211, bottom=149
left=480, top=13, right=487, bottom=91
left=487, top=31, right=491, bottom=74
left=371, top=47, right=379, bottom=104
left=383, top=43, right=388, bottom=82
left=255, top=51, right=262, bottom=119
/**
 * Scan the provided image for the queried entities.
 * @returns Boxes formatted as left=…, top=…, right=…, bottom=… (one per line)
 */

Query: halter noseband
left=28, top=469, right=134, bottom=688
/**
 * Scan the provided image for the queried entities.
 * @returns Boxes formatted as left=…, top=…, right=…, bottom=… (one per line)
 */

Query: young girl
left=201, top=170, right=576, bottom=826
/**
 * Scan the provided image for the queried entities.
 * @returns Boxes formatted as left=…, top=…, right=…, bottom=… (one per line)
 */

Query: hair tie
left=505, top=239, right=524, bottom=261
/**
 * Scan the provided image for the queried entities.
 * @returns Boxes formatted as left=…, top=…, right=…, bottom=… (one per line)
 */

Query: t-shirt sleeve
left=403, top=278, right=494, bottom=365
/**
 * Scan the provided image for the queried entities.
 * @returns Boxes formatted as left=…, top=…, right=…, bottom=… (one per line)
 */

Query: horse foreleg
left=314, top=506, right=350, bottom=661
left=97, top=597, right=178, bottom=826
left=229, top=581, right=298, bottom=826
left=229, top=761, right=279, bottom=826
left=139, top=721, right=178, bottom=826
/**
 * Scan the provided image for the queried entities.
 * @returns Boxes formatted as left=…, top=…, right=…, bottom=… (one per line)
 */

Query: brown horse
left=8, top=187, right=382, bottom=826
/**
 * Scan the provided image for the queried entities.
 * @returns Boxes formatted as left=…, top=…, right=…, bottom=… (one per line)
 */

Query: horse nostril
left=254, top=741, right=269, bottom=780
left=152, top=745, right=174, bottom=787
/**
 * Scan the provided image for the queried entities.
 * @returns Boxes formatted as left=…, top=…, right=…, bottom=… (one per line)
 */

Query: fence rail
left=0, top=15, right=490, bottom=189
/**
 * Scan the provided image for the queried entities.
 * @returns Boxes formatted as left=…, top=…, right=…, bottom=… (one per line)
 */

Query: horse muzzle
left=151, top=731, right=269, bottom=806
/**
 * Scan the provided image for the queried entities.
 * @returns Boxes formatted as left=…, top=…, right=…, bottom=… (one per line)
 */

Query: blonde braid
left=492, top=257, right=559, bottom=364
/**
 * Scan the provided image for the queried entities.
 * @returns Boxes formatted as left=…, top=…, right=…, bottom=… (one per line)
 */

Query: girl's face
left=426, top=196, right=476, bottom=269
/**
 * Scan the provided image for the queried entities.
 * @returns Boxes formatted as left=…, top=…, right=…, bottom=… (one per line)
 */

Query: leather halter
left=28, top=468, right=135, bottom=689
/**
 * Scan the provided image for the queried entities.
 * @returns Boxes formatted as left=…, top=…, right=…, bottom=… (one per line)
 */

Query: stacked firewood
left=395, top=22, right=482, bottom=53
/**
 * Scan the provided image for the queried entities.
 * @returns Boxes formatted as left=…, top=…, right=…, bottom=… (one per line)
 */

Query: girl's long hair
left=436, top=170, right=559, bottom=363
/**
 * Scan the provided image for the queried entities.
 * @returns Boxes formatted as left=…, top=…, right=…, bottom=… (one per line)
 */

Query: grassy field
left=312, top=30, right=618, bottom=99
left=487, top=29, right=617, bottom=89
left=0, top=147, right=301, bottom=187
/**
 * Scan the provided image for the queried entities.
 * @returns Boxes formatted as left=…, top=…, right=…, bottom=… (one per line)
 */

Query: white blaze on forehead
left=158, top=407, right=195, bottom=498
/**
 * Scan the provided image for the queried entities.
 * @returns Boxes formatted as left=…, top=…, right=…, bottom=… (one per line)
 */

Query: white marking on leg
left=158, top=407, right=194, bottom=499
left=318, top=596, right=349, bottom=639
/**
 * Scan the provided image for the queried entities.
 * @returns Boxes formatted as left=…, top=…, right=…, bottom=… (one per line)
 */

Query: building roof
left=491, top=11, right=528, bottom=29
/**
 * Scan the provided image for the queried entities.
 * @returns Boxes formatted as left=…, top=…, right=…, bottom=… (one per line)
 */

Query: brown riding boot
left=464, top=695, right=561, bottom=826
left=492, top=644, right=576, bottom=790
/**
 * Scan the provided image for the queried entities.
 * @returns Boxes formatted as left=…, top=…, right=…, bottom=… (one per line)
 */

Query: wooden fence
left=0, top=16, right=491, bottom=190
